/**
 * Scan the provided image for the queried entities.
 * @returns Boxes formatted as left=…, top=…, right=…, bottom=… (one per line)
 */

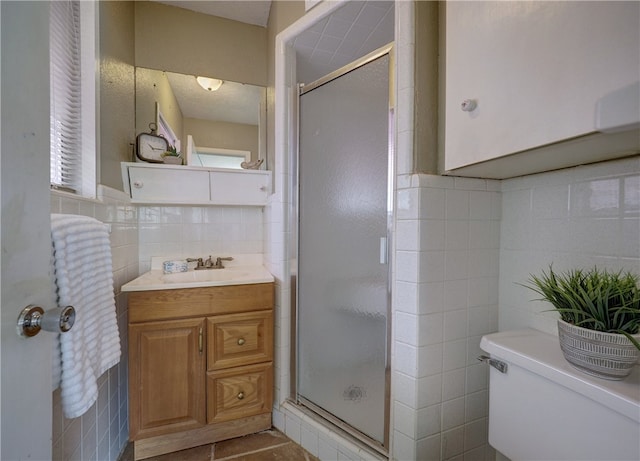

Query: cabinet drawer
left=207, top=363, right=273, bottom=424
left=207, top=311, right=273, bottom=371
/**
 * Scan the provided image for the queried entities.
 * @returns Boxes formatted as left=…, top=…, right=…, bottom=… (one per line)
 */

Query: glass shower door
left=297, top=52, right=390, bottom=446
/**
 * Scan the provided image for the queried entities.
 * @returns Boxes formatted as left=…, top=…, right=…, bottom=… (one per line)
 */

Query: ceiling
left=153, top=1, right=272, bottom=27
left=292, top=1, right=394, bottom=83
left=166, top=72, right=263, bottom=125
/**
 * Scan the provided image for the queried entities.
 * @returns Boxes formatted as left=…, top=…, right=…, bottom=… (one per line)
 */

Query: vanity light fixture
left=196, top=76, right=224, bottom=92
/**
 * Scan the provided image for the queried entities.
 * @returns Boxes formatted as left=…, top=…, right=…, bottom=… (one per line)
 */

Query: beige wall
left=184, top=118, right=259, bottom=160
left=414, top=1, right=439, bottom=174
left=266, top=1, right=306, bottom=184
left=135, top=67, right=184, bottom=148
left=134, top=1, right=268, bottom=87
left=100, top=1, right=136, bottom=190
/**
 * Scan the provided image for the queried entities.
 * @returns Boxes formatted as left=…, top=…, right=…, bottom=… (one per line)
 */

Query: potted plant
left=161, top=145, right=182, bottom=165
left=524, top=266, right=640, bottom=380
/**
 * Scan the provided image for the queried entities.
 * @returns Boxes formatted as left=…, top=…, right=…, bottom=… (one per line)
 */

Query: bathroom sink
left=161, top=269, right=251, bottom=284
left=121, top=256, right=274, bottom=292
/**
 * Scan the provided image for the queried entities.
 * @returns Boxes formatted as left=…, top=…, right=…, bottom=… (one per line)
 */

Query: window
left=50, top=0, right=97, bottom=197
left=192, top=147, right=251, bottom=169
left=156, top=104, right=180, bottom=151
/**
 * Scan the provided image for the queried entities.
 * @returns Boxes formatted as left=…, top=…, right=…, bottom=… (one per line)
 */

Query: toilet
left=480, top=329, right=640, bottom=461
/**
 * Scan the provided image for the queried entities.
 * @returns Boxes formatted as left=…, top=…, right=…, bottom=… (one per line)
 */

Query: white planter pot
left=557, top=319, right=640, bottom=380
left=163, top=156, right=182, bottom=165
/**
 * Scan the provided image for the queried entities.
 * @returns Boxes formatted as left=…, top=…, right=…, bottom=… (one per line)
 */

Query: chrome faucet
left=186, top=257, right=204, bottom=269
left=214, top=256, right=233, bottom=269
left=188, top=256, right=233, bottom=270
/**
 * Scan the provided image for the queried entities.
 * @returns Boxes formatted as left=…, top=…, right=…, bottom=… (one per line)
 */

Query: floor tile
left=213, top=430, right=290, bottom=459
left=145, top=444, right=213, bottom=461
left=117, top=429, right=318, bottom=461
left=228, top=441, right=318, bottom=461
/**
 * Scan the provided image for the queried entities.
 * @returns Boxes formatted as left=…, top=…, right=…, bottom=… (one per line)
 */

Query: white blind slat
left=50, top=0, right=82, bottom=192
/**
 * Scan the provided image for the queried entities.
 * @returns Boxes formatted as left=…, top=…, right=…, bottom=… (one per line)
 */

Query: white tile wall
left=499, top=156, right=640, bottom=335
left=50, top=185, right=138, bottom=461
left=137, top=206, right=264, bottom=272
left=394, top=174, right=501, bottom=461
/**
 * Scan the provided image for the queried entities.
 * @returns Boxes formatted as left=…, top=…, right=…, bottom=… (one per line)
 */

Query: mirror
left=135, top=67, right=266, bottom=169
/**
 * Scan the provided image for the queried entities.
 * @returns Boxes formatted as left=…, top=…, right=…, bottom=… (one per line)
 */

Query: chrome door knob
left=17, top=305, right=75, bottom=338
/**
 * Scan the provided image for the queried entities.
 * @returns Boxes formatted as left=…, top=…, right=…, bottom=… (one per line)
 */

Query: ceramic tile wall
left=50, top=185, right=138, bottom=461
left=393, top=174, right=501, bottom=461
left=499, top=156, right=640, bottom=335
left=137, top=206, right=264, bottom=272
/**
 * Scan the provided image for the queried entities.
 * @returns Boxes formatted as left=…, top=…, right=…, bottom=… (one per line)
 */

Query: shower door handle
left=379, top=237, right=388, bottom=264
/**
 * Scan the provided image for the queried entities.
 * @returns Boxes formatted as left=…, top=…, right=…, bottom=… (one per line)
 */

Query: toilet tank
left=480, top=329, right=640, bottom=461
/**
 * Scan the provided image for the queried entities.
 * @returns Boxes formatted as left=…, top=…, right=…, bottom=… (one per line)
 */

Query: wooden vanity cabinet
left=128, top=318, right=206, bottom=440
left=128, top=283, right=274, bottom=460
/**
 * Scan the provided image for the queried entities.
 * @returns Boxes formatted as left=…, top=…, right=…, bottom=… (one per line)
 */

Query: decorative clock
left=136, top=130, right=168, bottom=163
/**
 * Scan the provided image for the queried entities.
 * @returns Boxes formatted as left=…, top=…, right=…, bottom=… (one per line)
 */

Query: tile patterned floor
left=119, top=429, right=320, bottom=461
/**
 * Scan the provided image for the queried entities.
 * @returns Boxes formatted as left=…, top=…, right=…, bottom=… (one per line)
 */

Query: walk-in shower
left=292, top=44, right=394, bottom=453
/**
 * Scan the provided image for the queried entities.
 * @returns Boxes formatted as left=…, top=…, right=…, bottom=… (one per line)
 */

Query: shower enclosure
left=294, top=45, right=393, bottom=451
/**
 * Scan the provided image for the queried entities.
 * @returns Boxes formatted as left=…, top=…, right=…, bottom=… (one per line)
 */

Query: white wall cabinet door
left=444, top=1, right=640, bottom=174
left=128, top=166, right=211, bottom=204
left=123, top=163, right=271, bottom=206
left=210, top=170, right=270, bottom=206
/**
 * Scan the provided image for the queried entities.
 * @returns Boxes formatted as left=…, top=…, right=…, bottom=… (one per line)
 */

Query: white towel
left=51, top=214, right=121, bottom=419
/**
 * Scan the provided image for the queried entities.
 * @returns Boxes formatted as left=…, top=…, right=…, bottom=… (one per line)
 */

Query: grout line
left=212, top=441, right=293, bottom=460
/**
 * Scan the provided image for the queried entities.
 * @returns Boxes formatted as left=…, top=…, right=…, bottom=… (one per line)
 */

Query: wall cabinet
left=128, top=284, right=274, bottom=460
left=443, top=1, right=640, bottom=178
left=122, top=162, right=271, bottom=205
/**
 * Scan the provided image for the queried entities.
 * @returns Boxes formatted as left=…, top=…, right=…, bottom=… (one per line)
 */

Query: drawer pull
left=237, top=392, right=245, bottom=400
left=237, top=338, right=246, bottom=346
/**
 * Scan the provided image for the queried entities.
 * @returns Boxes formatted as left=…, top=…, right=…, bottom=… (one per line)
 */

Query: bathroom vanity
left=123, top=263, right=274, bottom=460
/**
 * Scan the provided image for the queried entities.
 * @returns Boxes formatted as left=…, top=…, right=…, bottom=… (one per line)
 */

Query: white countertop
left=122, top=255, right=274, bottom=292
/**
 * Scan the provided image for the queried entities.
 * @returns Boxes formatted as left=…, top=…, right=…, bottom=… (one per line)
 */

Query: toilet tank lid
left=480, top=329, right=640, bottom=423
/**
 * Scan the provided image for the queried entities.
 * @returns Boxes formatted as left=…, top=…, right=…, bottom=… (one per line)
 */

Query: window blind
left=50, top=0, right=82, bottom=193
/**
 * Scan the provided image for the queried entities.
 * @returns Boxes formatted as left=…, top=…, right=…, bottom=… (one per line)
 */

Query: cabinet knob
left=237, top=392, right=245, bottom=400
left=133, top=180, right=144, bottom=189
left=461, top=99, right=477, bottom=112
left=237, top=338, right=246, bottom=346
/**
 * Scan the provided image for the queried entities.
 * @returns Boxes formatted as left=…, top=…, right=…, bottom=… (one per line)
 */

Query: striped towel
left=51, top=214, right=121, bottom=419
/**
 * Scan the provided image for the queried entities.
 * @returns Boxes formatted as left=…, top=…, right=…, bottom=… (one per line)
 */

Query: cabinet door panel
left=210, top=171, right=269, bottom=205
left=129, top=318, right=206, bottom=439
left=207, top=363, right=273, bottom=424
left=445, top=1, right=640, bottom=171
left=207, top=311, right=273, bottom=371
left=128, top=166, right=210, bottom=203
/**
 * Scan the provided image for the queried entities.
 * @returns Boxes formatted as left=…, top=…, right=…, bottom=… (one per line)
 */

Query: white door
left=1, top=2, right=54, bottom=459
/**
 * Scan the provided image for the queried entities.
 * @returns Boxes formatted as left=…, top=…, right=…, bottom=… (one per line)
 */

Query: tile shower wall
left=500, top=156, right=640, bottom=335
left=137, top=206, right=264, bottom=272
left=50, top=185, right=139, bottom=461
left=393, top=174, right=501, bottom=461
